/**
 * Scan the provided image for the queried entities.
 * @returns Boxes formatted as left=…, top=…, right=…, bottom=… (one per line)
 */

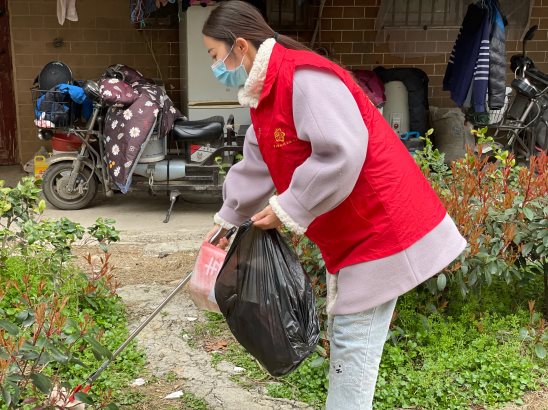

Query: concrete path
left=1, top=165, right=217, bottom=247
left=1, top=165, right=25, bottom=186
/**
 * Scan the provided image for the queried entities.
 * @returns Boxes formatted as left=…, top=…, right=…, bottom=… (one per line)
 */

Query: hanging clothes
left=471, top=11, right=491, bottom=113
left=489, top=9, right=507, bottom=109
left=130, top=0, right=159, bottom=24
left=443, top=3, right=487, bottom=108
left=444, top=0, right=507, bottom=112
left=57, top=0, right=78, bottom=25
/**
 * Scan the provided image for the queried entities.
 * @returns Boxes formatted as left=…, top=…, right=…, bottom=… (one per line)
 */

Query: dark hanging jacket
left=472, top=10, right=491, bottom=113
left=488, top=9, right=507, bottom=110
left=443, top=4, right=488, bottom=107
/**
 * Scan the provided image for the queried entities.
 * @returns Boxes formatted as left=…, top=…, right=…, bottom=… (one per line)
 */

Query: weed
left=375, top=305, right=544, bottom=409
left=223, top=343, right=266, bottom=382
left=184, top=334, right=198, bottom=349
left=165, top=371, right=178, bottom=383
left=117, top=390, right=145, bottom=406
left=192, top=314, right=225, bottom=340
left=199, top=290, right=546, bottom=409
left=181, top=392, right=209, bottom=410
left=210, top=352, right=224, bottom=368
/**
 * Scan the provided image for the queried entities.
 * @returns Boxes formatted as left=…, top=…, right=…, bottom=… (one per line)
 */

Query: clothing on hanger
left=443, top=3, right=487, bottom=107
left=489, top=8, right=506, bottom=109
left=444, top=0, right=507, bottom=112
left=471, top=10, right=491, bottom=113
left=130, top=0, right=159, bottom=24
left=57, top=0, right=78, bottom=25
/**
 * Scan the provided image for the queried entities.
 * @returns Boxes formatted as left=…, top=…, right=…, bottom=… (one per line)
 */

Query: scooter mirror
left=83, top=80, right=101, bottom=102
left=524, top=25, right=538, bottom=42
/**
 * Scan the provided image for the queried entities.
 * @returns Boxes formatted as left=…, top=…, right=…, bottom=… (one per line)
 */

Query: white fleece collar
left=238, top=38, right=276, bottom=108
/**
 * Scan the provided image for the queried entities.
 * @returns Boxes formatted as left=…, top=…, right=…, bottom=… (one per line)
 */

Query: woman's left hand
left=251, top=205, right=282, bottom=230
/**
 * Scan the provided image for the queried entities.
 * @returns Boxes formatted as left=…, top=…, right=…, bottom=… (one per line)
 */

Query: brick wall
left=8, top=0, right=182, bottom=164
left=9, top=0, right=548, bottom=164
left=300, top=0, right=548, bottom=110
left=527, top=1, right=548, bottom=72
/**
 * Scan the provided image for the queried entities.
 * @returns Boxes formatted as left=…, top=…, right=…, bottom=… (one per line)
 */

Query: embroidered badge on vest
left=274, top=128, right=285, bottom=142
left=273, top=127, right=295, bottom=148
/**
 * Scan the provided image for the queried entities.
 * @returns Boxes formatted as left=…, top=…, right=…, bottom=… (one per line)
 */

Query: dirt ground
left=72, top=244, right=548, bottom=410
left=74, top=243, right=310, bottom=410
left=501, top=390, right=548, bottom=410
left=78, top=243, right=199, bottom=286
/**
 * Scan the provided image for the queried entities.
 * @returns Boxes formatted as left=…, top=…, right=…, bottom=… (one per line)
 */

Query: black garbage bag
left=214, top=221, right=320, bottom=377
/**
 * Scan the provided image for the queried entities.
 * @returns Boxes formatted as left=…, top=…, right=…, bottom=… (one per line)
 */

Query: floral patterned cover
left=99, top=66, right=182, bottom=193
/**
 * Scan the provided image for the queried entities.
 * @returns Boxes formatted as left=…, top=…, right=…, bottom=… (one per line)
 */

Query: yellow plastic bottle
left=34, top=155, right=49, bottom=179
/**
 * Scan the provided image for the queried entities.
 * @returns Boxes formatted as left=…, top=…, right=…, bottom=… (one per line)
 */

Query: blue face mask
left=211, top=45, right=248, bottom=88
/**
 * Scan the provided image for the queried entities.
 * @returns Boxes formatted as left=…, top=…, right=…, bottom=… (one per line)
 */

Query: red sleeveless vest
left=251, top=44, right=446, bottom=273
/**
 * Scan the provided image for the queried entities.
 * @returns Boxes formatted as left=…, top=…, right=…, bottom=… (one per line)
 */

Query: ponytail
left=274, top=32, right=309, bottom=51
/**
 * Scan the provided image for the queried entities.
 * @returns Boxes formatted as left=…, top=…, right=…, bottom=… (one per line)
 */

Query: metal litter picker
left=68, top=227, right=236, bottom=402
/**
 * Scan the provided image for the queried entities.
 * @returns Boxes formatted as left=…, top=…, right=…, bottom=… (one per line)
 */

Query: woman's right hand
left=205, top=224, right=230, bottom=250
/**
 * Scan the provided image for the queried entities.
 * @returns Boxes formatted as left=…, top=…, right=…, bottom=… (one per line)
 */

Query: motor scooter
left=472, top=25, right=548, bottom=157
left=33, top=65, right=245, bottom=223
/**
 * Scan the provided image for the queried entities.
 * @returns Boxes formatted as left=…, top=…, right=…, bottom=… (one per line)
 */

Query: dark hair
left=202, top=1, right=308, bottom=51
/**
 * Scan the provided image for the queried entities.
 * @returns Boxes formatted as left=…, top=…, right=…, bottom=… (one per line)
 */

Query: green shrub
left=0, top=177, right=143, bottom=409
left=413, top=130, right=548, bottom=321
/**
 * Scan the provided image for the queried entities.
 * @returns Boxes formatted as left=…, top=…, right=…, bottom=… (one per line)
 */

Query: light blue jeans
left=326, top=297, right=397, bottom=410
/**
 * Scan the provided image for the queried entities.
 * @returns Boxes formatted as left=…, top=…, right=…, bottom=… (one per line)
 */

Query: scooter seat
left=527, top=68, right=548, bottom=87
left=512, top=78, right=540, bottom=99
left=172, top=116, right=224, bottom=141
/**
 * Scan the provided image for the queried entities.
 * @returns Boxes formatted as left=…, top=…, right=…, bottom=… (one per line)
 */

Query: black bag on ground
left=214, top=221, right=320, bottom=377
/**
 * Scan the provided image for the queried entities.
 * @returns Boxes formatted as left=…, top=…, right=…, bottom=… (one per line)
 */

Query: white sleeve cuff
left=213, top=213, right=237, bottom=230
left=269, top=196, right=307, bottom=235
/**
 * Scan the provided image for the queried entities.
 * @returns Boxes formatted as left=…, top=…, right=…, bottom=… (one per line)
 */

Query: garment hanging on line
left=443, top=3, right=487, bottom=109
left=57, top=0, right=78, bottom=25
left=489, top=8, right=507, bottom=110
left=443, top=0, right=507, bottom=113
left=471, top=0, right=507, bottom=111
left=471, top=8, right=491, bottom=113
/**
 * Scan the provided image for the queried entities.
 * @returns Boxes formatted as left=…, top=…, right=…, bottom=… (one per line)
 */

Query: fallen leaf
left=204, top=340, right=228, bottom=352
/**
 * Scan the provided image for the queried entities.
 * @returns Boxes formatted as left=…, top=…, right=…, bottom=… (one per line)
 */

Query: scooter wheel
left=42, top=162, right=98, bottom=210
